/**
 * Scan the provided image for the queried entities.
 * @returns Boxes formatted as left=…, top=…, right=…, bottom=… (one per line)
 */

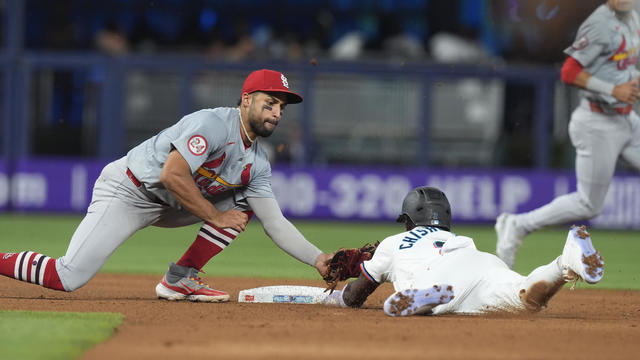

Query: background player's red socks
left=0, top=252, right=65, bottom=291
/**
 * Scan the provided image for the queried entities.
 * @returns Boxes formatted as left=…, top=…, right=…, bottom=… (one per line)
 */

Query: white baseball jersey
left=362, top=226, right=526, bottom=314
left=565, top=4, right=640, bottom=105
left=126, top=108, right=274, bottom=211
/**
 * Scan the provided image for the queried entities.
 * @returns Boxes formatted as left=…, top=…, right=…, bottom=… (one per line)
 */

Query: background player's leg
left=496, top=108, right=620, bottom=268
left=516, top=109, right=624, bottom=232
left=620, top=111, right=640, bottom=170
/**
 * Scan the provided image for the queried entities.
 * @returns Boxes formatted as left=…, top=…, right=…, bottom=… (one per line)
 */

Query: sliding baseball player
left=323, top=187, right=604, bottom=316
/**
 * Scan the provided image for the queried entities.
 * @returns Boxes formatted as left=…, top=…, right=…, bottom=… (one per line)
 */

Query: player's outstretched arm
left=323, top=273, right=379, bottom=308
left=342, top=273, right=379, bottom=307
left=248, top=197, right=328, bottom=275
left=160, top=149, right=248, bottom=232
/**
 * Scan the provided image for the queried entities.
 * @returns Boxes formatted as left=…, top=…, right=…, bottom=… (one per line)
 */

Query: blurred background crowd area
left=10, top=0, right=601, bottom=63
left=2, top=0, right=634, bottom=169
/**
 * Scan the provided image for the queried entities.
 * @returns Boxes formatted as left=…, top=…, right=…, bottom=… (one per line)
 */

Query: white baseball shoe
left=495, top=213, right=525, bottom=269
left=561, top=225, right=604, bottom=284
left=383, top=284, right=454, bottom=317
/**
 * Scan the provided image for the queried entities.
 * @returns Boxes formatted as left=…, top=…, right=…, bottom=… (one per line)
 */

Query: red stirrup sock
left=177, top=211, right=253, bottom=270
left=0, top=251, right=65, bottom=291
left=176, top=223, right=240, bottom=270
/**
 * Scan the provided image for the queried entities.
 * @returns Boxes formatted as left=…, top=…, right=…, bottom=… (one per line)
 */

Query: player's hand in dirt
left=612, top=78, right=640, bottom=104
left=211, top=210, right=248, bottom=232
left=314, top=253, right=333, bottom=278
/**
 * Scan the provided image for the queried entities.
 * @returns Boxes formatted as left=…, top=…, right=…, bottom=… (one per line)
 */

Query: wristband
left=585, top=76, right=615, bottom=96
left=322, top=290, right=348, bottom=308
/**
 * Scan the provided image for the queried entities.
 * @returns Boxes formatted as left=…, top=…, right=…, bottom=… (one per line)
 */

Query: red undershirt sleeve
left=561, top=56, right=583, bottom=84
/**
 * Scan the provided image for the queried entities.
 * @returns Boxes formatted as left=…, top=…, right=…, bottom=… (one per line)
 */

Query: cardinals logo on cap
left=281, top=74, right=289, bottom=89
left=241, top=69, right=303, bottom=104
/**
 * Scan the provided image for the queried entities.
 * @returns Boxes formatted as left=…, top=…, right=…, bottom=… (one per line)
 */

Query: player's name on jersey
left=400, top=227, right=442, bottom=249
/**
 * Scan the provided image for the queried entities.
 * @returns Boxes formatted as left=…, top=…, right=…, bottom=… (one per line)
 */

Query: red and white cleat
left=155, top=263, right=229, bottom=302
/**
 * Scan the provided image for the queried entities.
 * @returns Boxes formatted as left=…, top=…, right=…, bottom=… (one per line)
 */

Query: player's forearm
left=561, top=57, right=614, bottom=95
left=342, top=273, right=378, bottom=307
left=159, top=150, right=222, bottom=222
left=262, top=217, right=322, bottom=266
left=574, top=71, right=639, bottom=104
left=572, top=71, right=592, bottom=89
left=248, top=197, right=323, bottom=266
left=162, top=172, right=222, bottom=221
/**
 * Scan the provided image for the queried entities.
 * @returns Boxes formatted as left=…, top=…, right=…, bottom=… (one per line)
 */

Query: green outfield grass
left=0, top=214, right=638, bottom=360
left=0, top=310, right=123, bottom=360
left=0, top=214, right=638, bottom=289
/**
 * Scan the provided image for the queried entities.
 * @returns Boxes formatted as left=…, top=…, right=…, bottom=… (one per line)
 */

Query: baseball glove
left=323, top=242, right=379, bottom=293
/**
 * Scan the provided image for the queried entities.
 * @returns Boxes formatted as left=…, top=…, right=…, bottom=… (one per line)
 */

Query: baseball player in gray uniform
left=496, top=0, right=640, bottom=269
left=323, top=187, right=604, bottom=316
left=0, top=69, right=332, bottom=302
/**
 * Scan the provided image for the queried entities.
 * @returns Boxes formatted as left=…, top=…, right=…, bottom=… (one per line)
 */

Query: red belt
left=126, top=168, right=141, bottom=187
left=589, top=102, right=632, bottom=115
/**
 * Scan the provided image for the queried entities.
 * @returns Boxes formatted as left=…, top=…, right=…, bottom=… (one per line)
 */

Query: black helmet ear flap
left=395, top=214, right=417, bottom=230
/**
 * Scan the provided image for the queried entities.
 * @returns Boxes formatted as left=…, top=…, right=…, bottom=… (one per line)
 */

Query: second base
left=238, top=285, right=329, bottom=304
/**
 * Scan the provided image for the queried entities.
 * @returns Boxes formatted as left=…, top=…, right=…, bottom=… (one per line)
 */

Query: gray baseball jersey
left=513, top=5, right=640, bottom=238
left=126, top=108, right=274, bottom=211
left=565, top=4, right=640, bottom=105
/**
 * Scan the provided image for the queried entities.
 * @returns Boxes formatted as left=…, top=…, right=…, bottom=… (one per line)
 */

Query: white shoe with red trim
left=155, top=263, right=229, bottom=302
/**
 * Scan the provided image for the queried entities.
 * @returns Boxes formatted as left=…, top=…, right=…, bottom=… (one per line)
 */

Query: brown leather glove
left=323, top=242, right=379, bottom=293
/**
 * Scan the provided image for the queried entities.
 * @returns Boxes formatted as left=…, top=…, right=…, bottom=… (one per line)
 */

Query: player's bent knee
left=60, top=274, right=92, bottom=292
left=56, top=264, right=98, bottom=291
left=56, top=270, right=88, bottom=291
left=583, top=204, right=603, bottom=220
left=576, top=198, right=604, bottom=219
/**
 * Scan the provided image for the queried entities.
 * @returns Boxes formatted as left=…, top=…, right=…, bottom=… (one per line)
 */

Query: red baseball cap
left=241, top=69, right=303, bottom=104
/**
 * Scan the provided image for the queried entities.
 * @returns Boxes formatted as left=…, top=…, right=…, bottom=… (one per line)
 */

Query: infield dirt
left=1, top=274, right=639, bottom=359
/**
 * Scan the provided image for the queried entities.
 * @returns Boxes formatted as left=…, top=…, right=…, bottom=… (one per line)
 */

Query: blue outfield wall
left=0, top=158, right=639, bottom=229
